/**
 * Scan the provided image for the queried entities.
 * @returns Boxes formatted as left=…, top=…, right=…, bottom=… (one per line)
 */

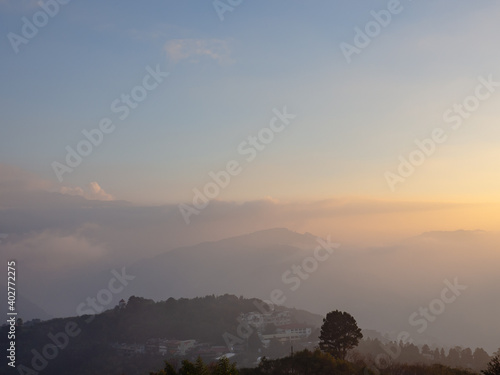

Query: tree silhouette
left=482, top=354, right=500, bottom=375
left=319, top=310, right=363, bottom=360
left=150, top=357, right=238, bottom=375
left=211, top=356, right=239, bottom=375
left=194, top=356, right=210, bottom=375
left=179, top=359, right=197, bottom=375
left=460, top=347, right=474, bottom=368
left=447, top=347, right=461, bottom=366
left=150, top=360, right=177, bottom=375
left=473, top=347, right=491, bottom=370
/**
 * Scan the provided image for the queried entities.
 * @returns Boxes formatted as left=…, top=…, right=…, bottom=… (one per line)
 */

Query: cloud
left=60, top=182, right=114, bottom=201
left=88, top=181, right=114, bottom=200
left=0, top=230, right=107, bottom=274
left=1, top=164, right=498, bottom=346
left=164, top=38, right=233, bottom=64
left=0, top=163, right=52, bottom=192
left=0, top=229, right=111, bottom=317
left=0, top=164, right=494, bottom=263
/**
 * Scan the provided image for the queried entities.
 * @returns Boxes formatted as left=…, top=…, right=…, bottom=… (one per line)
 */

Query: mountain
left=125, top=228, right=323, bottom=301
left=10, top=227, right=500, bottom=354
left=123, top=228, right=500, bottom=353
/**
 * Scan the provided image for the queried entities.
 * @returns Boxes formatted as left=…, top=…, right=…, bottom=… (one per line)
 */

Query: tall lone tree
left=319, top=310, right=363, bottom=360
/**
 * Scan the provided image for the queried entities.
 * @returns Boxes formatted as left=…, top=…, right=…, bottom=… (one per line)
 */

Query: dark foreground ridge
left=1, top=294, right=497, bottom=375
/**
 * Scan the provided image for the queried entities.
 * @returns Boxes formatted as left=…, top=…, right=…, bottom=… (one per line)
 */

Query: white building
left=259, top=324, right=312, bottom=346
left=239, top=310, right=292, bottom=332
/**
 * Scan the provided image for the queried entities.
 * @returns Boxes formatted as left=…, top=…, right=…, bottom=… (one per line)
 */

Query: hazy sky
left=2, top=2, right=500, bottom=355
left=2, top=0, right=500, bottom=207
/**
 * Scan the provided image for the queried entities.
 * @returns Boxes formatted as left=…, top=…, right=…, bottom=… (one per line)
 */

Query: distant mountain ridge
left=10, top=227, right=499, bottom=354
left=126, top=228, right=326, bottom=304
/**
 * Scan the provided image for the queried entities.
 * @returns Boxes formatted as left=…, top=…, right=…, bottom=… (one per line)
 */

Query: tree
left=211, top=356, right=239, bottom=375
left=460, top=347, right=473, bottom=368
left=179, top=359, right=197, bottom=375
left=482, top=355, right=500, bottom=375
left=433, top=348, right=441, bottom=362
left=447, top=347, right=461, bottom=367
left=440, top=348, right=446, bottom=361
left=473, top=348, right=491, bottom=372
left=319, top=310, right=363, bottom=360
left=194, top=356, right=210, bottom=375
left=245, top=349, right=370, bottom=375
left=150, top=360, right=178, bottom=375
left=399, top=342, right=420, bottom=363
left=422, top=344, right=431, bottom=356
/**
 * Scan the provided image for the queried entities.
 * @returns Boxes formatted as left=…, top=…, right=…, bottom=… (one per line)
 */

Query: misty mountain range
left=2, top=226, right=499, bottom=353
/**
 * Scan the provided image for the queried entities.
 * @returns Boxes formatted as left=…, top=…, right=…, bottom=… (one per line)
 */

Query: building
left=112, top=342, right=145, bottom=356
left=145, top=338, right=197, bottom=356
left=239, top=310, right=292, bottom=332
left=259, top=324, right=312, bottom=346
left=119, top=299, right=127, bottom=309
left=276, top=324, right=312, bottom=339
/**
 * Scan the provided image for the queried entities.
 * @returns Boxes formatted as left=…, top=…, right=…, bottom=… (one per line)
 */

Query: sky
left=2, top=0, right=500, bottom=208
left=1, top=0, right=500, bottom=355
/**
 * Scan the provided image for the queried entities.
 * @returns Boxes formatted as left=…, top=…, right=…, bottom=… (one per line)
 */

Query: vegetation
left=241, top=349, right=368, bottom=375
left=1, top=295, right=496, bottom=375
left=240, top=350, right=480, bottom=375
left=318, top=310, right=363, bottom=360
left=482, top=354, right=500, bottom=375
left=354, top=338, right=493, bottom=372
left=0, top=295, right=265, bottom=375
left=150, top=357, right=238, bottom=375
left=152, top=350, right=480, bottom=375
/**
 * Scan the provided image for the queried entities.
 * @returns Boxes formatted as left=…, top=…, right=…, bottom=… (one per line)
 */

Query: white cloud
left=0, top=164, right=114, bottom=201
left=60, top=182, right=114, bottom=201
left=164, top=38, right=233, bottom=64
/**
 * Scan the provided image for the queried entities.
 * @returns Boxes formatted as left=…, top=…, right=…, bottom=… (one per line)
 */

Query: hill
left=1, top=294, right=323, bottom=375
left=6, top=228, right=500, bottom=353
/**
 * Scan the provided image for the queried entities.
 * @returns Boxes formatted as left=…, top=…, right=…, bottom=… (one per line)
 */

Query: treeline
left=150, top=349, right=485, bottom=375
left=355, top=338, right=494, bottom=372
left=150, top=356, right=238, bottom=375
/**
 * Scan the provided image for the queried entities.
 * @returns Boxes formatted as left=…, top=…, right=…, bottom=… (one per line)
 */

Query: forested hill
left=3, top=295, right=495, bottom=375
left=1, top=294, right=322, bottom=375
